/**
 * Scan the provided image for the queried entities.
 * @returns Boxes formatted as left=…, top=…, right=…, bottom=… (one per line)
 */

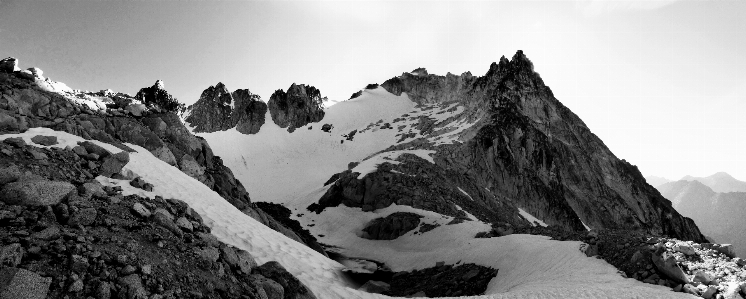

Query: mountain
left=656, top=179, right=746, bottom=258
left=6, top=55, right=746, bottom=299
left=680, top=172, right=746, bottom=193
left=645, top=175, right=672, bottom=187
left=196, top=50, right=704, bottom=243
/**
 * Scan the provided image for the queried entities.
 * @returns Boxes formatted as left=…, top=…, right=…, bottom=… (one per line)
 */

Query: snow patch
left=458, top=187, right=474, bottom=201
left=518, top=208, right=548, bottom=227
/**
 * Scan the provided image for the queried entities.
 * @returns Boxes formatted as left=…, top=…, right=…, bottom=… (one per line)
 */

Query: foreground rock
left=0, top=142, right=316, bottom=299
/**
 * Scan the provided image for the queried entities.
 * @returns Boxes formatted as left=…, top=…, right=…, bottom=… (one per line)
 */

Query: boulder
left=0, top=113, right=19, bottom=133
left=152, top=212, right=182, bottom=237
left=17, top=69, right=35, bottom=80
left=68, top=208, right=97, bottom=226
left=117, top=274, right=147, bottom=299
left=3, top=137, right=26, bottom=147
left=362, top=212, right=422, bottom=240
left=175, top=217, right=193, bottom=232
left=713, top=244, right=736, bottom=258
left=693, top=270, right=714, bottom=285
left=31, top=135, right=58, bottom=147
left=195, top=246, right=220, bottom=263
left=131, top=203, right=151, bottom=218
left=0, top=180, right=75, bottom=206
left=0, top=267, right=52, bottom=299
left=673, top=243, right=696, bottom=256
left=99, top=151, right=130, bottom=177
left=78, top=141, right=111, bottom=158
left=0, top=164, right=22, bottom=185
left=0, top=243, right=24, bottom=268
left=254, top=261, right=316, bottom=299
left=235, top=249, right=257, bottom=274
left=358, top=280, right=390, bottom=294
left=0, top=57, right=19, bottom=73
left=651, top=251, right=689, bottom=284
left=250, top=274, right=284, bottom=299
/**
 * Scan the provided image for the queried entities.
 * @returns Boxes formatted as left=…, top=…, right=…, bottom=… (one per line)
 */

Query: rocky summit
left=267, top=83, right=326, bottom=132
left=184, top=83, right=268, bottom=135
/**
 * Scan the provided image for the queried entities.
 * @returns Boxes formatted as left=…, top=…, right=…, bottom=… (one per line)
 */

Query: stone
left=651, top=251, right=689, bottom=284
left=693, top=270, right=715, bottom=285
left=362, top=212, right=422, bottom=240
left=0, top=114, right=19, bottom=133
left=713, top=244, right=736, bottom=258
left=31, top=226, right=60, bottom=240
left=195, top=246, right=220, bottom=263
left=702, top=285, right=717, bottom=299
left=0, top=267, right=52, bottom=299
left=81, top=181, right=107, bottom=198
left=140, top=264, right=152, bottom=275
left=175, top=217, right=193, bottom=232
left=121, top=265, right=137, bottom=275
left=673, top=243, right=696, bottom=256
left=0, top=57, right=19, bottom=73
left=461, top=269, right=481, bottom=281
left=131, top=203, right=151, bottom=218
left=72, top=145, right=88, bottom=156
left=78, top=141, right=111, bottom=159
left=220, top=245, right=240, bottom=268
left=3, top=137, right=26, bottom=147
left=683, top=284, right=700, bottom=295
left=95, top=281, right=111, bottom=299
left=0, top=164, right=22, bottom=185
left=68, top=208, right=97, bottom=226
left=70, top=255, right=89, bottom=273
left=152, top=212, right=182, bottom=236
left=0, top=180, right=75, bottom=206
left=30, top=135, right=57, bottom=146
left=118, top=274, right=147, bottom=299
left=68, top=279, right=84, bottom=292
left=358, top=280, right=390, bottom=294
left=251, top=274, right=284, bottom=299
left=254, top=261, right=317, bottom=299
left=235, top=249, right=257, bottom=274
left=197, top=232, right=220, bottom=248
left=0, top=243, right=23, bottom=267
left=100, top=151, right=130, bottom=177
left=17, top=69, right=35, bottom=80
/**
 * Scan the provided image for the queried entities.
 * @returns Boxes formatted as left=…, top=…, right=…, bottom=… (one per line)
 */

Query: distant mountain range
left=650, top=173, right=746, bottom=258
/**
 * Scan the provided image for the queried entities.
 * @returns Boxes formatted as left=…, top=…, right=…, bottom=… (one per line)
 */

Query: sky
left=1, top=0, right=744, bottom=181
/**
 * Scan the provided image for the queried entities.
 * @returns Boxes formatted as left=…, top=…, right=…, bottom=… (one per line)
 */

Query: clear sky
left=1, top=0, right=744, bottom=181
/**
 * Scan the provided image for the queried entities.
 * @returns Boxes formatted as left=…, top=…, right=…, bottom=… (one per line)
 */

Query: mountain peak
left=709, top=172, right=734, bottom=179
left=154, top=79, right=165, bottom=90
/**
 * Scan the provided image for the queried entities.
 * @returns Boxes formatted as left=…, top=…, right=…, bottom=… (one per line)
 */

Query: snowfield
left=1, top=128, right=695, bottom=297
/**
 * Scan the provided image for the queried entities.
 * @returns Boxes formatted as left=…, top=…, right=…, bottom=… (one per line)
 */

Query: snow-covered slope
left=194, top=87, right=470, bottom=204
left=1, top=127, right=695, bottom=299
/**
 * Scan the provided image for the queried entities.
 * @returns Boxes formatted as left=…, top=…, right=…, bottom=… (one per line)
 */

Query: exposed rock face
left=267, top=83, right=326, bottom=132
left=362, top=212, right=422, bottom=240
left=184, top=82, right=234, bottom=132
left=184, top=84, right=267, bottom=134
left=231, top=89, right=266, bottom=134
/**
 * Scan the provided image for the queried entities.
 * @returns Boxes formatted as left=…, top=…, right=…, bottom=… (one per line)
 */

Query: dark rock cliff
left=267, top=84, right=326, bottom=132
